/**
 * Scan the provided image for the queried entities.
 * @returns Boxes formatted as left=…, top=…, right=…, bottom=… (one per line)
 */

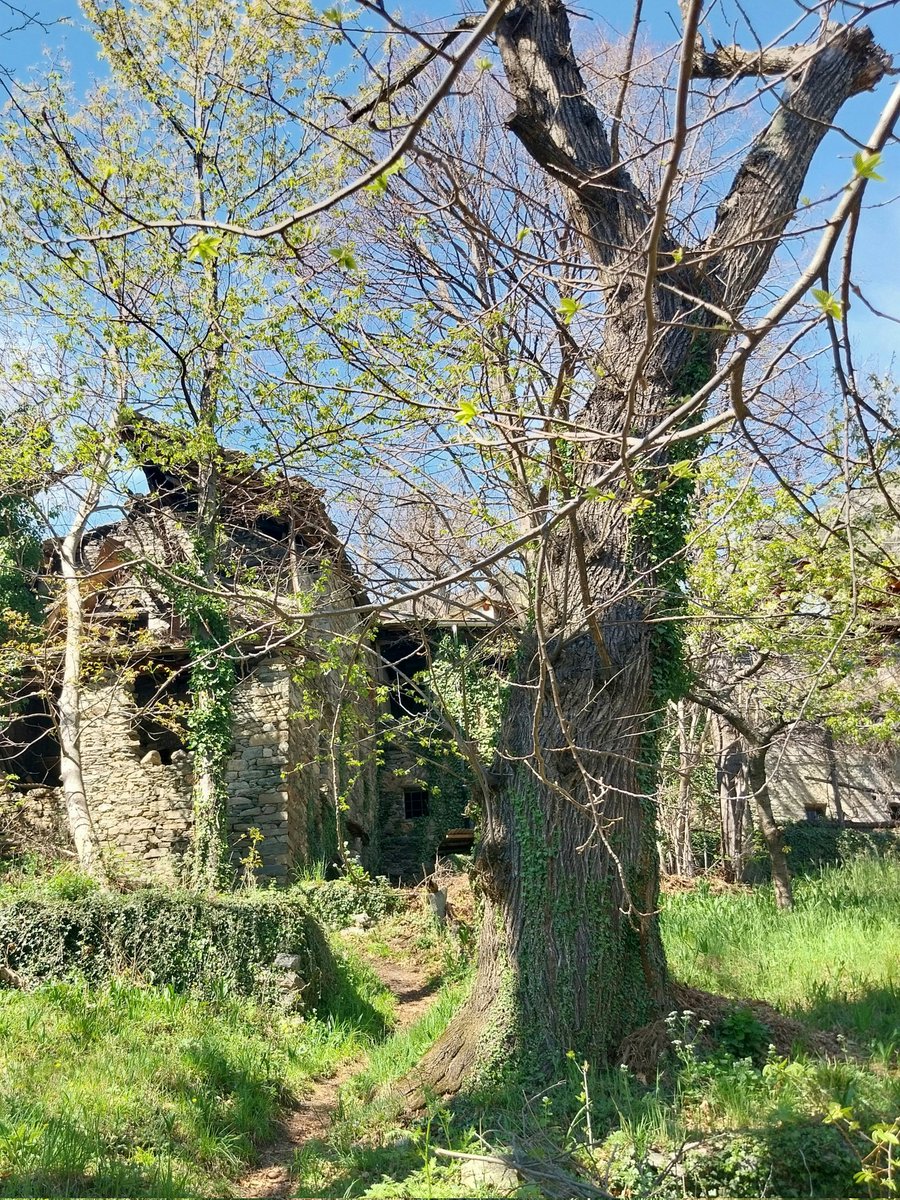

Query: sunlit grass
left=0, top=945, right=397, bottom=1198
left=661, top=856, right=900, bottom=1046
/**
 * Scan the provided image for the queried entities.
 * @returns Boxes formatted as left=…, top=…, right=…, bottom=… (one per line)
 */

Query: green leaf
left=811, top=287, right=842, bottom=320
left=671, top=247, right=683, bottom=265
left=365, top=158, right=406, bottom=198
left=321, top=6, right=342, bottom=23
left=475, top=57, right=492, bottom=72
left=455, top=400, right=479, bottom=425
left=516, top=227, right=531, bottom=243
left=557, top=296, right=581, bottom=324
left=853, top=150, right=884, bottom=182
left=328, top=246, right=358, bottom=272
left=186, top=231, right=223, bottom=265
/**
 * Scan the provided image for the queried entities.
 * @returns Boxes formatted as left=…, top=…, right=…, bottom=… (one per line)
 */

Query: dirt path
left=234, top=954, right=437, bottom=1199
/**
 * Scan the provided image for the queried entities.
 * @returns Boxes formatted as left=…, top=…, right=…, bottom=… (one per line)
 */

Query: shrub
left=294, top=875, right=403, bottom=931
left=0, top=889, right=334, bottom=1004
left=748, top=821, right=900, bottom=879
left=682, top=1123, right=862, bottom=1198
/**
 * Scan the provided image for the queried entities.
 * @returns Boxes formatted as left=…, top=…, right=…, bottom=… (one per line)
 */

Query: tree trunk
left=408, top=531, right=668, bottom=1097
left=713, top=717, right=752, bottom=883
left=746, top=745, right=793, bottom=910
left=57, top=525, right=106, bottom=877
left=823, top=727, right=845, bottom=824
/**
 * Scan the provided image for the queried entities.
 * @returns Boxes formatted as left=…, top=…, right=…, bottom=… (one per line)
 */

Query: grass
left=0, top=947, right=397, bottom=1197
left=0, top=857, right=897, bottom=1198
left=661, top=855, right=900, bottom=1047
left=291, top=858, right=900, bottom=1199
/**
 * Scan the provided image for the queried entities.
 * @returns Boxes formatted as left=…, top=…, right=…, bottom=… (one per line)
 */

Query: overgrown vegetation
left=0, top=878, right=335, bottom=1004
left=663, top=856, right=900, bottom=1046
left=284, top=857, right=900, bottom=1199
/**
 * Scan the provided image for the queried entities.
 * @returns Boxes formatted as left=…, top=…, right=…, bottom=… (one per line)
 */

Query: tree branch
left=704, top=22, right=892, bottom=318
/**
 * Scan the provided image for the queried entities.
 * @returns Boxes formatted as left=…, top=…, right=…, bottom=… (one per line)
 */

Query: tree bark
left=746, top=745, right=794, bottom=910
left=407, top=2, right=886, bottom=1095
left=56, top=394, right=123, bottom=880
left=58, top=523, right=105, bottom=877
left=712, top=716, right=752, bottom=883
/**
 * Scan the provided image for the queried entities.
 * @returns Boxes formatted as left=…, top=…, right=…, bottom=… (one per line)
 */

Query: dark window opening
left=403, top=789, right=429, bottom=820
left=804, top=805, right=826, bottom=823
left=889, top=801, right=900, bottom=823
left=378, top=634, right=429, bottom=718
left=0, top=686, right=61, bottom=788
left=133, top=666, right=190, bottom=764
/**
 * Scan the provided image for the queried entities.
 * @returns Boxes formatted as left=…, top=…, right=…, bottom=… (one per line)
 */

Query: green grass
left=662, top=855, right=900, bottom=1046
left=292, top=858, right=900, bottom=1199
left=1, top=858, right=897, bottom=1198
left=0, top=946, right=397, bottom=1197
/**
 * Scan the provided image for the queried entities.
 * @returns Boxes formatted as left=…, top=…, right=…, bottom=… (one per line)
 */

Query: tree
left=0, top=0, right=373, bottom=886
left=370, top=6, right=896, bottom=1092
left=686, top=452, right=900, bottom=907
left=6, top=0, right=897, bottom=1091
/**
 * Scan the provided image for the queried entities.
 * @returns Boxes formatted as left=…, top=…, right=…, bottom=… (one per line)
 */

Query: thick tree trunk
left=747, top=746, right=794, bottom=910
left=408, top=629, right=666, bottom=1100
left=409, top=504, right=668, bottom=1098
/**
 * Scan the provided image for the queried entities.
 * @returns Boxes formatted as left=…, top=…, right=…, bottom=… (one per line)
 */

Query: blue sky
left=4, top=0, right=899, bottom=373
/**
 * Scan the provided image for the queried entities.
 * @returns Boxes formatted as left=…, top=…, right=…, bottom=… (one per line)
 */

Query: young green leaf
left=328, top=245, right=358, bottom=272
left=455, top=400, right=479, bottom=425
left=557, top=296, right=581, bottom=324
left=365, top=158, right=406, bottom=198
left=186, top=231, right=223, bottom=265
left=852, top=150, right=884, bottom=182
left=811, top=287, right=842, bottom=320
left=671, top=247, right=684, bottom=265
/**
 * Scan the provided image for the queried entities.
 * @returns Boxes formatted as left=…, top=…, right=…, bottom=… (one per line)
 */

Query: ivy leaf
left=853, top=150, right=884, bottom=182
left=455, top=400, right=479, bottom=425
left=186, top=231, right=223, bottom=265
left=557, top=296, right=581, bottom=324
left=811, top=287, right=842, bottom=320
left=328, top=245, right=358, bottom=272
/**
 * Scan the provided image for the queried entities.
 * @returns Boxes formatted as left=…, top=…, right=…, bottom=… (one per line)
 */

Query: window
left=378, top=634, right=429, bottom=718
left=804, top=805, right=826, bottom=823
left=133, top=666, right=189, bottom=764
left=0, top=685, right=61, bottom=788
left=889, top=801, right=900, bottom=824
left=403, top=789, right=429, bottom=820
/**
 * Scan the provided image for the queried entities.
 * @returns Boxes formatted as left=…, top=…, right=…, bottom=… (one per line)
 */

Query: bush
left=749, top=821, right=900, bottom=879
left=682, top=1123, right=861, bottom=1198
left=0, top=889, right=335, bottom=1004
left=294, top=875, right=403, bottom=931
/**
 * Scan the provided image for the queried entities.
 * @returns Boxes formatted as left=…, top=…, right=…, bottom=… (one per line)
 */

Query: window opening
left=804, top=804, right=826, bottom=823
left=133, top=665, right=190, bottom=764
left=378, top=633, right=429, bottom=719
left=0, top=684, right=61, bottom=788
left=403, top=789, right=429, bottom=820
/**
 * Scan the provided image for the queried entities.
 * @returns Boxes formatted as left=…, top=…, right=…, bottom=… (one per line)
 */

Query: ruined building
left=0, top=421, right=487, bottom=882
left=0, top=422, right=428, bottom=882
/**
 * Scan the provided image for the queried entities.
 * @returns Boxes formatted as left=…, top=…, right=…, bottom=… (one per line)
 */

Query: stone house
left=0, top=421, right=382, bottom=883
